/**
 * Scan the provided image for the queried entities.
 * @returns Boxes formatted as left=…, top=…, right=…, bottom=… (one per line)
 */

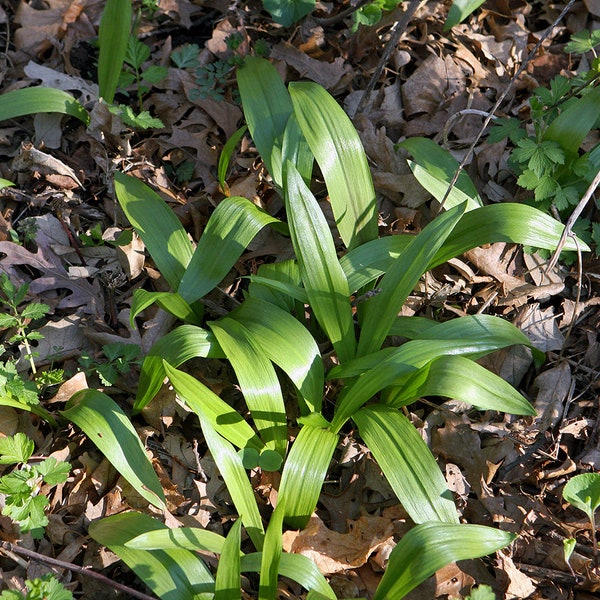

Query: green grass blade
left=219, top=125, right=248, bottom=193
left=354, top=405, right=458, bottom=524
left=195, top=410, right=265, bottom=550
left=232, top=297, right=324, bottom=415
left=241, top=553, right=336, bottom=599
left=209, top=318, right=288, bottom=456
left=98, top=0, right=132, bottom=103
left=126, top=527, right=227, bottom=553
left=285, top=162, right=356, bottom=363
left=278, top=425, right=338, bottom=529
left=237, top=57, right=293, bottom=186
left=89, top=512, right=214, bottom=600
left=0, top=87, right=89, bottom=126
left=373, top=522, right=515, bottom=600
left=61, top=390, right=165, bottom=509
left=357, top=203, right=466, bottom=357
left=215, top=518, right=242, bottom=600
left=444, top=0, right=487, bottom=30
left=178, top=196, right=285, bottom=303
left=134, top=325, right=224, bottom=413
left=164, top=362, right=264, bottom=452
left=399, top=138, right=482, bottom=210
left=259, top=505, right=285, bottom=600
left=391, top=355, right=536, bottom=415
left=289, top=81, right=378, bottom=249
left=114, top=171, right=193, bottom=290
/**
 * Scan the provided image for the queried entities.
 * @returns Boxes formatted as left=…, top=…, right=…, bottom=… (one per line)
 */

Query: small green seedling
left=460, top=585, right=495, bottom=600
left=0, top=573, right=73, bottom=600
left=0, top=433, right=70, bottom=538
left=562, top=472, right=600, bottom=568
left=563, top=537, right=577, bottom=576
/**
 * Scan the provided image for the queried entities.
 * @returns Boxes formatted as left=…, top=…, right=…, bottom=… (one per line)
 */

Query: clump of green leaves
left=79, top=342, right=141, bottom=387
left=0, top=360, right=39, bottom=407
left=0, top=573, right=73, bottom=600
left=109, top=35, right=166, bottom=129
left=0, top=433, right=70, bottom=538
left=0, top=274, right=49, bottom=374
left=352, top=0, right=399, bottom=32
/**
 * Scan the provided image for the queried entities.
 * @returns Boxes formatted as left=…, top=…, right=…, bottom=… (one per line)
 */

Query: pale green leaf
left=219, top=126, right=247, bottom=193
left=563, top=473, right=600, bottom=522
left=130, top=289, right=202, bottom=325
left=354, top=405, right=458, bottom=524
left=444, top=0, right=487, bottom=30
left=259, top=504, right=284, bottom=600
left=127, top=526, right=226, bottom=553
left=61, top=390, right=165, bottom=509
left=215, top=519, right=242, bottom=600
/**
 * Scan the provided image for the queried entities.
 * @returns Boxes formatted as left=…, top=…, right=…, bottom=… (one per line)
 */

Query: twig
left=313, top=0, right=371, bottom=26
left=437, top=0, right=578, bottom=212
left=558, top=233, right=583, bottom=357
left=0, top=541, right=157, bottom=600
left=356, top=0, right=425, bottom=114
left=547, top=167, right=600, bottom=272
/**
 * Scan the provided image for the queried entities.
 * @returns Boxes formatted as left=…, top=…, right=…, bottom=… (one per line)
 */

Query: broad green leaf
left=61, top=390, right=166, bottom=509
left=372, top=522, right=515, bottom=599
left=263, top=0, right=315, bottom=26
left=209, top=318, right=288, bottom=456
left=215, top=518, right=242, bottom=600
left=444, top=0, right=487, bottom=30
left=219, top=126, right=247, bottom=194
left=399, top=138, right=482, bottom=210
left=562, top=473, right=600, bottom=522
left=237, top=57, right=293, bottom=186
left=285, top=162, right=356, bottom=363
left=114, top=171, right=193, bottom=290
left=290, top=81, right=378, bottom=249
left=357, top=203, right=465, bottom=357
left=240, top=552, right=336, bottom=598
left=247, top=260, right=305, bottom=311
left=341, top=203, right=589, bottom=293
left=130, top=289, right=202, bottom=325
left=0, top=396, right=56, bottom=426
left=97, top=0, right=132, bottom=103
left=178, top=196, right=285, bottom=303
left=354, top=405, right=458, bottom=524
left=196, top=411, right=265, bottom=550
left=259, top=504, right=284, bottom=600
left=232, top=297, right=324, bottom=414
left=163, top=362, right=263, bottom=452
left=89, top=511, right=214, bottom=600
left=278, top=425, right=338, bottom=529
left=0, top=87, right=90, bottom=126
left=390, top=354, right=536, bottom=415
left=134, top=325, right=224, bottom=413
left=545, top=85, right=600, bottom=157
left=282, top=113, right=314, bottom=186
left=246, top=275, right=309, bottom=306
left=126, top=526, right=227, bottom=553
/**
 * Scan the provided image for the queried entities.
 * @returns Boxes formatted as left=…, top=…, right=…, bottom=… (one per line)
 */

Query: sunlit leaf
left=215, top=518, right=242, bottom=600
left=444, top=0, right=486, bottom=30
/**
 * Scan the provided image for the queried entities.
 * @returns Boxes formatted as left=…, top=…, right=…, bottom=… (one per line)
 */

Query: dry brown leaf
left=497, top=551, right=537, bottom=599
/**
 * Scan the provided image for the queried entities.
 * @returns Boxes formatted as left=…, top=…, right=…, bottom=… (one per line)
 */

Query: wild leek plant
left=86, top=57, right=587, bottom=599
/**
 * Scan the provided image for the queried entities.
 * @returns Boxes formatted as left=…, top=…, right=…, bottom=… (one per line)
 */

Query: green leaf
left=0, top=178, right=14, bottom=189
left=209, top=318, right=288, bottom=456
left=171, top=43, right=200, bottom=69
left=130, top=289, right=202, bottom=325
left=444, top=0, right=486, bottom=30
left=89, top=512, right=214, bottom=600
left=142, top=65, right=168, bottom=84
left=398, top=138, right=482, bottom=211
left=232, top=292, right=324, bottom=415
left=278, top=425, right=338, bottom=529
left=178, top=195, right=285, bottom=303
left=124, top=36, right=151, bottom=69
left=0, top=87, right=89, bottom=126
left=565, top=30, right=600, bottom=54
left=118, top=107, right=164, bottom=130
left=562, top=473, right=600, bottom=522
left=247, top=260, right=304, bottom=312
left=290, top=81, right=378, bottom=249
left=20, top=303, right=50, bottom=320
left=134, top=325, right=224, bottom=413
left=284, top=162, right=356, bottom=363
left=357, top=203, right=465, bottom=356
left=390, top=355, right=536, bottom=415
left=259, top=504, right=284, bottom=600
left=219, top=126, right=248, bottom=193
left=487, top=117, right=525, bottom=144
left=114, top=171, right=193, bottom=290
left=262, top=0, right=315, bottom=27
left=215, top=519, right=242, bottom=600
left=126, top=526, right=227, bottom=553
left=237, top=57, right=293, bottom=186
left=61, top=390, right=166, bottom=509
left=163, top=362, right=264, bottom=452
left=354, top=405, right=458, bottom=524
left=37, top=457, right=71, bottom=485
left=98, top=0, right=132, bottom=103
left=0, top=433, right=34, bottom=465
left=373, top=522, right=515, bottom=599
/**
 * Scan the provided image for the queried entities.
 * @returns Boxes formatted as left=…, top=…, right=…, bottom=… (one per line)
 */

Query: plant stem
left=592, top=509, right=598, bottom=569
left=20, top=326, right=36, bottom=374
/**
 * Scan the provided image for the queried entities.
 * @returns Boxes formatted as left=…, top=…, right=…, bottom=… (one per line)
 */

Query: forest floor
left=1, top=0, right=600, bottom=598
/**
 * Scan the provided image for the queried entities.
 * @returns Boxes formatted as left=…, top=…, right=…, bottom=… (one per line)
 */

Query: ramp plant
left=85, top=57, right=588, bottom=598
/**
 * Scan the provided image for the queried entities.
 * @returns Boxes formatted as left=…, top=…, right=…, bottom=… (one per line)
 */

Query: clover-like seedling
left=562, top=472, right=600, bottom=568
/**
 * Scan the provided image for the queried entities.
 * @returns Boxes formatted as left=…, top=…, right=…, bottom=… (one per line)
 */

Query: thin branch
left=0, top=541, right=157, bottom=600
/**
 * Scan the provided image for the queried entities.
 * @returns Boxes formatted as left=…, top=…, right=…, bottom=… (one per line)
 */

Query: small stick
left=0, top=541, right=157, bottom=600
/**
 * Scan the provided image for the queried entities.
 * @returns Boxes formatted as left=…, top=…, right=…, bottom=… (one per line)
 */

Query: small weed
left=79, top=342, right=141, bottom=387
left=0, top=573, right=73, bottom=600
left=0, top=433, right=70, bottom=539
left=351, top=0, right=400, bottom=32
